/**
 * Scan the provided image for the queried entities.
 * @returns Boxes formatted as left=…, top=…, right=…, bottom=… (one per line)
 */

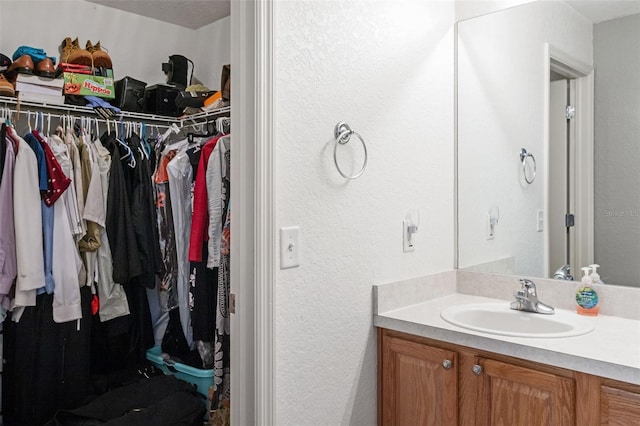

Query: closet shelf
left=0, top=95, right=230, bottom=125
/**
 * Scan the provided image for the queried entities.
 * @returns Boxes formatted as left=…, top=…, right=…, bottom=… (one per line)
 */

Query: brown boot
left=60, top=37, right=93, bottom=66
left=0, top=73, right=15, bottom=97
left=86, top=40, right=112, bottom=69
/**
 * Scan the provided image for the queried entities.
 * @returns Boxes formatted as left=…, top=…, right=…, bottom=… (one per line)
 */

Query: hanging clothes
left=63, top=126, right=87, bottom=241
left=42, top=133, right=82, bottom=323
left=10, top=127, right=44, bottom=321
left=149, top=135, right=181, bottom=348
left=0, top=124, right=6, bottom=187
left=166, top=140, right=198, bottom=347
left=128, top=133, right=163, bottom=290
left=209, top=139, right=231, bottom=414
left=49, top=131, right=83, bottom=240
left=188, top=135, right=222, bottom=263
left=0, top=124, right=17, bottom=318
left=3, top=124, right=93, bottom=426
left=77, top=132, right=102, bottom=289
left=91, top=137, right=130, bottom=322
left=102, top=132, right=143, bottom=283
left=206, top=135, right=230, bottom=269
left=91, top=131, right=154, bottom=369
left=187, top=135, right=220, bottom=343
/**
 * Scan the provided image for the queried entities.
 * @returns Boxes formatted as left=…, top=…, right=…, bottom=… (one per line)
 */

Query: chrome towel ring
left=333, top=122, right=368, bottom=179
left=520, top=148, right=536, bottom=184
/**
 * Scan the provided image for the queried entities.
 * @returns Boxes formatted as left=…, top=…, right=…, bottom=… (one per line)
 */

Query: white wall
left=455, top=0, right=535, bottom=22
left=0, top=0, right=229, bottom=90
left=194, top=16, right=230, bottom=90
left=457, top=1, right=592, bottom=277
left=274, top=1, right=455, bottom=424
left=593, top=13, right=640, bottom=287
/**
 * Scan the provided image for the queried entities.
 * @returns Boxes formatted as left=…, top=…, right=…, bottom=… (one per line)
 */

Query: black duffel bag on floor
left=47, top=375, right=206, bottom=426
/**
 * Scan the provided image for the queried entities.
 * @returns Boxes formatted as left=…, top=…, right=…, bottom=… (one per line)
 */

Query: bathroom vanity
left=374, top=274, right=640, bottom=426
left=378, top=328, right=639, bottom=425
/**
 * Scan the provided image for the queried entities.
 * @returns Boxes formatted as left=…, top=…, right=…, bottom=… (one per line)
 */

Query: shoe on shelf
left=60, top=37, right=93, bottom=67
left=7, top=54, right=34, bottom=76
left=36, top=57, right=56, bottom=78
left=0, top=73, right=15, bottom=97
left=86, top=40, right=112, bottom=69
left=0, top=53, right=11, bottom=72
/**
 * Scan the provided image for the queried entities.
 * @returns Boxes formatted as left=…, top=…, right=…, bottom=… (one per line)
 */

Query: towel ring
left=520, top=148, right=536, bottom=184
left=333, top=122, right=368, bottom=179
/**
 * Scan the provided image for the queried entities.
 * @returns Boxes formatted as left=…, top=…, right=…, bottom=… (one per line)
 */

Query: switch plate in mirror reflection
left=456, top=0, right=640, bottom=287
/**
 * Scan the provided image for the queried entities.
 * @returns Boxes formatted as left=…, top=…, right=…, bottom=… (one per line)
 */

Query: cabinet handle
left=442, top=359, right=453, bottom=370
left=472, top=364, right=483, bottom=376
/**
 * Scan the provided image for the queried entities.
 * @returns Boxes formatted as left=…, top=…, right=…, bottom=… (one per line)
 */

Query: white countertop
left=374, top=293, right=640, bottom=385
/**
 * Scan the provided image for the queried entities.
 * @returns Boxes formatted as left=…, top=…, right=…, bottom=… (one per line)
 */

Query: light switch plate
left=280, top=226, right=300, bottom=269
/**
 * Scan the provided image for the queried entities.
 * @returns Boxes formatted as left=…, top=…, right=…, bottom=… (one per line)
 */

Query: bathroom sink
left=440, top=303, right=594, bottom=338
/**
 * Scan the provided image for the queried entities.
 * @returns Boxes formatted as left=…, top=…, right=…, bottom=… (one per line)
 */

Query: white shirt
left=10, top=129, right=43, bottom=321
left=167, top=141, right=194, bottom=347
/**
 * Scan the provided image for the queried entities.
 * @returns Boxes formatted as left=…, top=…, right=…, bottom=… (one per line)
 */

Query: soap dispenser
left=589, top=264, right=604, bottom=285
left=576, top=266, right=599, bottom=316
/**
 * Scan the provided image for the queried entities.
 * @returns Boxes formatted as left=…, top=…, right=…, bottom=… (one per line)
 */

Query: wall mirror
left=457, top=0, right=640, bottom=287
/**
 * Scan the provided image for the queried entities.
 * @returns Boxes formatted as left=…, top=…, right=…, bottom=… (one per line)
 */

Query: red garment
left=188, top=136, right=221, bottom=262
left=33, top=130, right=71, bottom=207
left=153, top=150, right=177, bottom=184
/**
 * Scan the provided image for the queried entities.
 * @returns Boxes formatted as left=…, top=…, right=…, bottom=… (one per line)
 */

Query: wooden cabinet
left=381, top=335, right=457, bottom=426
left=378, top=328, right=640, bottom=426
left=600, top=384, right=640, bottom=425
left=476, top=358, right=575, bottom=425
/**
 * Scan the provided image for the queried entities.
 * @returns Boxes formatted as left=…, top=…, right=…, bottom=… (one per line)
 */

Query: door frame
left=543, top=43, right=594, bottom=277
left=231, top=1, right=276, bottom=425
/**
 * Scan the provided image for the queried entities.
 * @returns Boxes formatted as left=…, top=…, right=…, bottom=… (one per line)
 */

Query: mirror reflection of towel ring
left=333, top=122, right=368, bottom=180
left=520, top=148, right=536, bottom=184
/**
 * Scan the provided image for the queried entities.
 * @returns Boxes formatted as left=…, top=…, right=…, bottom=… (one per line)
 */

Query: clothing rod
left=0, top=106, right=174, bottom=132
left=0, top=95, right=230, bottom=126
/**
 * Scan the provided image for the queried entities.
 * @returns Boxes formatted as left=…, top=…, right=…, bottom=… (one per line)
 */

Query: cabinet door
left=476, top=358, right=575, bottom=426
left=601, top=385, right=640, bottom=425
left=381, top=335, right=457, bottom=426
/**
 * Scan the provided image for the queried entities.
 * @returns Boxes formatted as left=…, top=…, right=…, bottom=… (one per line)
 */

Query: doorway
left=545, top=45, right=594, bottom=281
left=549, top=77, right=576, bottom=278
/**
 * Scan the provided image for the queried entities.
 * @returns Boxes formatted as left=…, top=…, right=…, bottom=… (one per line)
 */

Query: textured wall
left=594, top=14, right=640, bottom=287
left=0, top=0, right=228, bottom=90
left=274, top=1, right=455, bottom=424
left=457, top=1, right=592, bottom=277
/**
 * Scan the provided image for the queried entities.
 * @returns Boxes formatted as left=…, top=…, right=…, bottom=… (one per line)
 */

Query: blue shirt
left=23, top=133, right=48, bottom=191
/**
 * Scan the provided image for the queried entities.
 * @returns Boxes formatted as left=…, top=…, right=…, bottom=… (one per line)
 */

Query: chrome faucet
left=553, top=264, right=574, bottom=281
left=510, top=279, right=555, bottom=314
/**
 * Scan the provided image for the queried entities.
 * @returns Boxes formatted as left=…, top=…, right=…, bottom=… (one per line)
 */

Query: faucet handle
left=519, top=278, right=536, bottom=289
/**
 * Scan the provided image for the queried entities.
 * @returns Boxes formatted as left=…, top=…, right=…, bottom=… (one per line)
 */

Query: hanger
left=216, top=116, right=231, bottom=135
left=139, top=122, right=150, bottom=160
left=186, top=118, right=216, bottom=145
left=115, top=120, right=136, bottom=168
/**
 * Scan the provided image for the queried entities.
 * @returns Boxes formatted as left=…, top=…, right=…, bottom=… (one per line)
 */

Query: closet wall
left=0, top=0, right=230, bottom=91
